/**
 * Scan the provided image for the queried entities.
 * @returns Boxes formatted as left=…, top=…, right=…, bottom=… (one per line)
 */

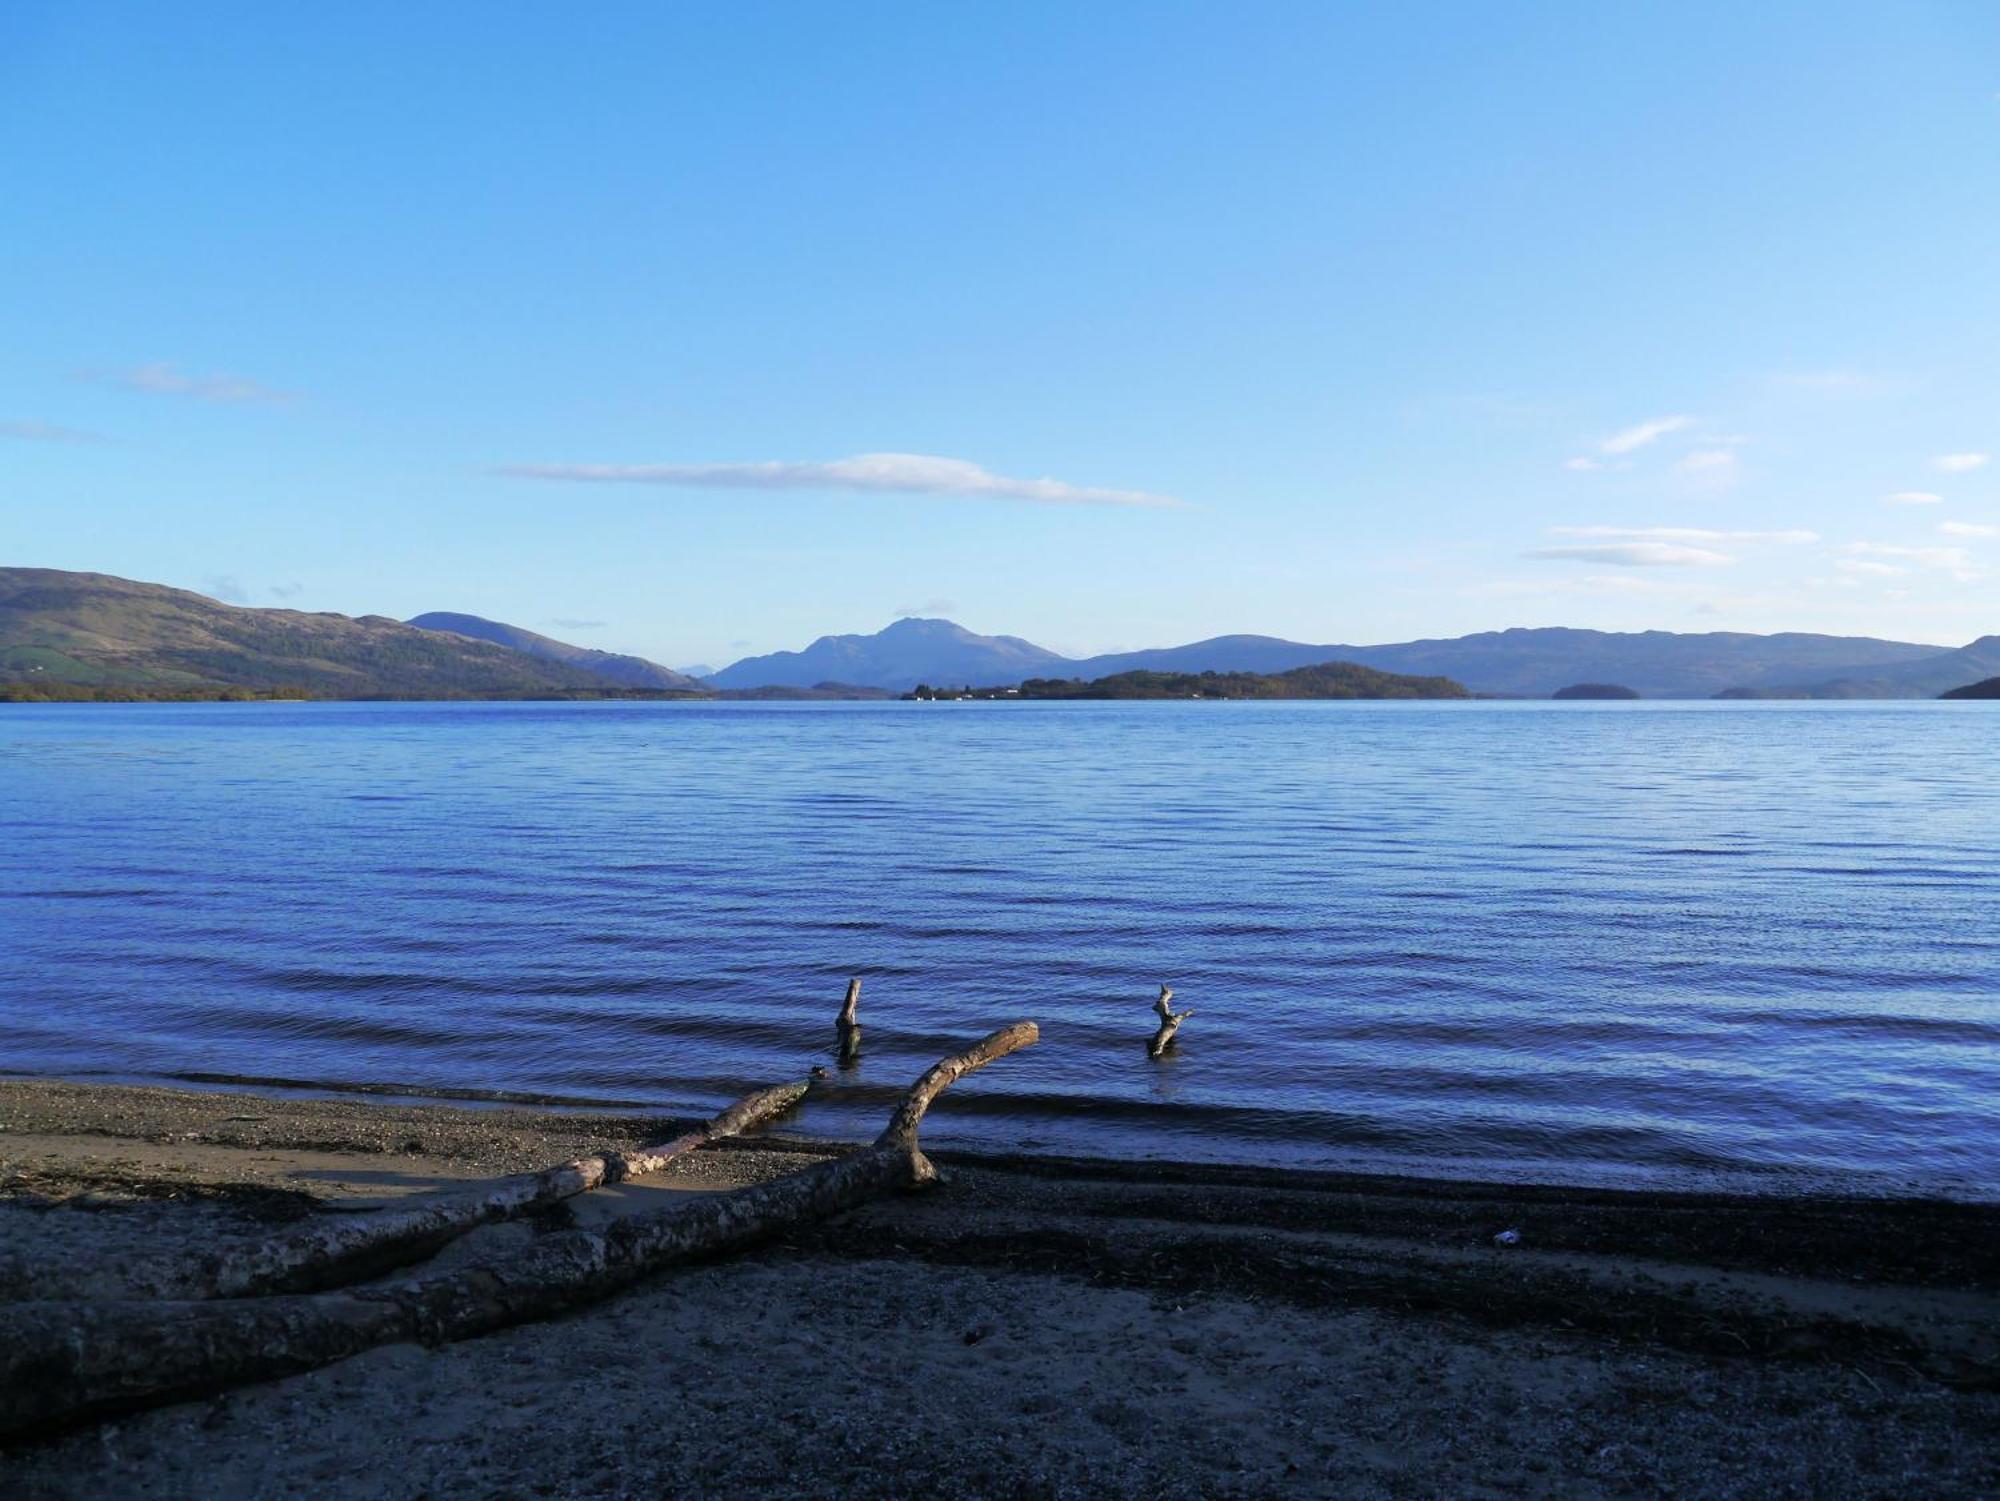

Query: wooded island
left=906, top=661, right=1471, bottom=701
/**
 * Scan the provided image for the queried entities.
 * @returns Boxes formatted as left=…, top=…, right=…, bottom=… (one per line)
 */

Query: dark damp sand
left=1, top=1079, right=1996, bottom=1500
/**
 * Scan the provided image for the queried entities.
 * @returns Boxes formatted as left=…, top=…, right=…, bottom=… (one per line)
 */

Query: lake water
left=2, top=700, right=1996, bottom=1198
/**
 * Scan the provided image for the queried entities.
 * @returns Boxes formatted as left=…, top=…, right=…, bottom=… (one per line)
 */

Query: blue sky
left=3, top=3, right=1997, bottom=666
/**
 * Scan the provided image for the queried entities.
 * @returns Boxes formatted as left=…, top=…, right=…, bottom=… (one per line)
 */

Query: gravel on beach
left=1, top=1077, right=1995, bottom=1499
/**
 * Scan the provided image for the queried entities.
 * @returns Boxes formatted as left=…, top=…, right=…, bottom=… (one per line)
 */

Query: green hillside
left=0, top=569, right=636, bottom=700
left=406, top=611, right=701, bottom=690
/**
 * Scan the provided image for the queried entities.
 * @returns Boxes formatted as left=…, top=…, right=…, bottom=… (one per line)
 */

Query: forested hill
left=1940, top=677, right=2000, bottom=700
left=406, top=611, right=700, bottom=690
left=0, top=569, right=642, bottom=699
left=914, top=661, right=1471, bottom=700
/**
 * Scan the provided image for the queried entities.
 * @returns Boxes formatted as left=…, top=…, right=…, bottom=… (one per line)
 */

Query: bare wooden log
left=0, top=1022, right=1037, bottom=1439
left=92, top=1080, right=812, bottom=1303
left=878, top=1020, right=1036, bottom=1150
left=1148, top=984, right=1192, bottom=1058
left=835, top=975, right=863, bottom=1063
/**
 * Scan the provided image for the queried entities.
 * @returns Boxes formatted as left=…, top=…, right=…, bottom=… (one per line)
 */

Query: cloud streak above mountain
left=1598, top=414, right=1695, bottom=455
left=76, top=363, right=294, bottom=405
left=1839, top=542, right=1980, bottom=580
left=497, top=452, right=1186, bottom=509
left=1, top=419, right=106, bottom=443
left=1527, top=542, right=1734, bottom=567
left=1563, top=413, right=1699, bottom=471
left=1932, top=452, right=1990, bottom=474
left=1547, top=526, right=1816, bottom=544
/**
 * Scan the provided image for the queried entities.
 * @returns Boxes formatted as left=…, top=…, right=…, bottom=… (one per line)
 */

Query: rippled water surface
left=3, top=700, right=1996, bottom=1196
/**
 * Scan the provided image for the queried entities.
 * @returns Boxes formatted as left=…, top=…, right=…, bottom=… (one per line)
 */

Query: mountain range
left=3, top=568, right=1997, bottom=701
left=706, top=616, right=1983, bottom=699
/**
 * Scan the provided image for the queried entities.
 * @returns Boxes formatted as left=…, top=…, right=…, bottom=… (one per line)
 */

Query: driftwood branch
left=79, top=1081, right=813, bottom=1303
left=1148, top=985, right=1192, bottom=1058
left=878, top=1020, right=1036, bottom=1153
left=835, top=976, right=863, bottom=1064
left=0, top=1023, right=1037, bottom=1439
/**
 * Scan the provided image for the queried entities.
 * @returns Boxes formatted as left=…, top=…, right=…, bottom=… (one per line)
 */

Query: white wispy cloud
left=1939, top=521, right=2000, bottom=538
left=1884, top=491, right=1943, bottom=506
left=1564, top=414, right=1700, bottom=471
left=1598, top=414, right=1695, bottom=455
left=497, top=452, right=1186, bottom=509
left=1933, top=452, right=1991, bottom=473
left=1839, top=542, right=1981, bottom=581
left=1547, top=525, right=1817, bottom=544
left=1835, top=559, right=1907, bottom=577
left=1527, top=542, right=1734, bottom=568
left=1676, top=449, right=1737, bottom=474
left=76, top=362, right=294, bottom=405
left=1, top=418, right=106, bottom=443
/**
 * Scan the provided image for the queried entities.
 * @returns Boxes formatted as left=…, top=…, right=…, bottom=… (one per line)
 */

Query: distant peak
left=880, top=616, right=964, bottom=634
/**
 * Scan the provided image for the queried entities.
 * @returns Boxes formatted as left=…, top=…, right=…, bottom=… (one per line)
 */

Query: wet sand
left=1, top=1077, right=1996, bottom=1498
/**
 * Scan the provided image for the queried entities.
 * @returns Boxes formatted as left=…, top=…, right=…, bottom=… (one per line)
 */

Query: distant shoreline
left=8, top=689, right=1997, bottom=705
left=0, top=686, right=879, bottom=705
left=11, top=568, right=1997, bottom=703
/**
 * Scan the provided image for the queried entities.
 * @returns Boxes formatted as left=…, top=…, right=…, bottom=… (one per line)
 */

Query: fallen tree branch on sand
left=77, top=1080, right=814, bottom=1303
left=0, top=1022, right=1037, bottom=1439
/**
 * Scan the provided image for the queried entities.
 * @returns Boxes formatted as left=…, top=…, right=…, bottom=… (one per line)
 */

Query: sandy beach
left=0, top=1076, right=1995, bottom=1499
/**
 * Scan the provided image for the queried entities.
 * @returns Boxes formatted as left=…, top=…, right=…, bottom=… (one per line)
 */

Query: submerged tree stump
left=835, top=976, right=863, bottom=1064
left=1148, top=984, right=1192, bottom=1058
left=0, top=1022, right=1038, bottom=1439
